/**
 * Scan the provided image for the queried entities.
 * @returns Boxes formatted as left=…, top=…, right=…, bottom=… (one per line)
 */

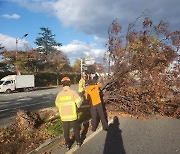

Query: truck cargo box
left=15, top=75, right=35, bottom=88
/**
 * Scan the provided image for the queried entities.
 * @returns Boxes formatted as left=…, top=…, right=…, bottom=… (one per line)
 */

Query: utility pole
left=80, top=58, right=95, bottom=79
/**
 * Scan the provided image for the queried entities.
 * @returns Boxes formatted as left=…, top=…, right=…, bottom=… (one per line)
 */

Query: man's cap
left=61, top=77, right=71, bottom=82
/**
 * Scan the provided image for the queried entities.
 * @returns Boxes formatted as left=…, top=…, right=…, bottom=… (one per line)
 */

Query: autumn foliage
left=104, top=17, right=180, bottom=118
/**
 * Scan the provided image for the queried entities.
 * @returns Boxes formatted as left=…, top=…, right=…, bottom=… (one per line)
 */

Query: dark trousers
left=91, top=103, right=108, bottom=131
left=79, top=91, right=88, bottom=105
left=79, top=91, right=85, bottom=98
left=62, top=120, right=80, bottom=145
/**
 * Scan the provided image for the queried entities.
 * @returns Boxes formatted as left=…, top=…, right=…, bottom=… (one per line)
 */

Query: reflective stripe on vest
left=60, top=96, right=71, bottom=101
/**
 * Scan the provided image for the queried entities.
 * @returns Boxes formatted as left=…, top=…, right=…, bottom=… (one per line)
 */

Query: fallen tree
left=102, top=13, right=180, bottom=118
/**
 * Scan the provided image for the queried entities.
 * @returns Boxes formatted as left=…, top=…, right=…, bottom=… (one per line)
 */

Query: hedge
left=0, top=72, right=81, bottom=87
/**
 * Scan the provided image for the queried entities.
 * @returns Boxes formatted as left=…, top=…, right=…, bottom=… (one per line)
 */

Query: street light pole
left=15, top=33, right=28, bottom=74
left=80, top=59, right=83, bottom=75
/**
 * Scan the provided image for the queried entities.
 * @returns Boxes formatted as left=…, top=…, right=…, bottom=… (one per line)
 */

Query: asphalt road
left=0, top=84, right=78, bottom=127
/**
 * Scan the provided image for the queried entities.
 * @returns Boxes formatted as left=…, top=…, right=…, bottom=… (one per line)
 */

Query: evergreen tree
left=35, top=27, right=62, bottom=55
left=0, top=43, right=7, bottom=71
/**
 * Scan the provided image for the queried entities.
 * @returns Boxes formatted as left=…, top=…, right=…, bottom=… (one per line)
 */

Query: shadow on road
left=103, top=116, right=126, bottom=154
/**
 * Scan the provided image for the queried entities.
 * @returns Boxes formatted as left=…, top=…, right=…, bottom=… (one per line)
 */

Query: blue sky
left=0, top=0, right=179, bottom=65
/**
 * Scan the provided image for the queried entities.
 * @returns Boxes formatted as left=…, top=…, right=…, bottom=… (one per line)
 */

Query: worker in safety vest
left=85, top=77, right=108, bottom=132
left=78, top=72, right=87, bottom=103
left=55, top=77, right=82, bottom=150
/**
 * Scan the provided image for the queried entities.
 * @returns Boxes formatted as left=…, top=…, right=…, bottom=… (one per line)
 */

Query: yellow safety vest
left=78, top=78, right=86, bottom=92
left=55, top=86, right=82, bottom=121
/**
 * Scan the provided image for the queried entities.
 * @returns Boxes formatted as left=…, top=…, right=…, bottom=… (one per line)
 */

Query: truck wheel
left=6, top=89, right=11, bottom=94
left=24, top=88, right=29, bottom=92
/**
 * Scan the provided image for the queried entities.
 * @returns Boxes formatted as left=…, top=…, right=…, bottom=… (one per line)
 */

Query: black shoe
left=92, top=128, right=96, bottom=132
left=103, top=127, right=108, bottom=131
left=76, top=142, right=82, bottom=147
left=66, top=144, right=71, bottom=150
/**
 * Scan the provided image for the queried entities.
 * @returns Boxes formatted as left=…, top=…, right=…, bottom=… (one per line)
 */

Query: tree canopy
left=72, top=59, right=81, bottom=74
left=1, top=27, right=71, bottom=74
left=34, top=27, right=62, bottom=55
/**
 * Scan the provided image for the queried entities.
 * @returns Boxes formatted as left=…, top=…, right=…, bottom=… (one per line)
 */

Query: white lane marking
left=0, top=98, right=32, bottom=106
left=66, top=118, right=113, bottom=154
left=0, top=97, right=32, bottom=106
left=0, top=101, right=51, bottom=112
left=0, top=101, right=9, bottom=104
left=17, top=97, right=32, bottom=101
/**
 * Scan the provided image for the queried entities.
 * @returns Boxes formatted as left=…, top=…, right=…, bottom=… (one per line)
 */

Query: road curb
left=27, top=135, right=63, bottom=154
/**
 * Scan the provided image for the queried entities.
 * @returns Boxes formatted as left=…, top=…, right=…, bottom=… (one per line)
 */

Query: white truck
left=0, top=75, right=35, bottom=93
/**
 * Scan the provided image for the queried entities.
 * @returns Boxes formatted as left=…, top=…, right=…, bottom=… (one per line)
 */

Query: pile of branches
left=102, top=14, right=180, bottom=118
left=102, top=76, right=180, bottom=118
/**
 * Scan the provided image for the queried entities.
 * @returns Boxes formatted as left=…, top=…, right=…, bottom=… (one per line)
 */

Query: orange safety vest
left=55, top=86, right=81, bottom=121
left=85, top=83, right=101, bottom=106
